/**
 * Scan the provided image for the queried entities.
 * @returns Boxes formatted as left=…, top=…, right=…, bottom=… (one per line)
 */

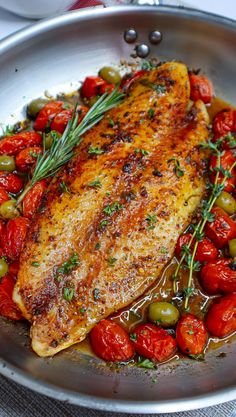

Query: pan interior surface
left=0, top=6, right=235, bottom=413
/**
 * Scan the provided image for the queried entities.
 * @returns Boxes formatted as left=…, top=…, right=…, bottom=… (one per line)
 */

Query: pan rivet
left=124, top=29, right=138, bottom=44
left=135, top=44, right=150, bottom=58
left=149, top=30, right=162, bottom=44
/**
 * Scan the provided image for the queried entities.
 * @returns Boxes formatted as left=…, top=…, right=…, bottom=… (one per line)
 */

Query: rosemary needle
left=17, top=88, right=124, bottom=204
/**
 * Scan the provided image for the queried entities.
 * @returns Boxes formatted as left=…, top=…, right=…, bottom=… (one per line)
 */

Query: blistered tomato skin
left=0, top=131, right=42, bottom=156
left=1, top=217, right=30, bottom=261
left=209, top=150, right=236, bottom=193
left=176, top=314, right=208, bottom=356
left=16, top=146, right=42, bottom=172
left=175, top=233, right=218, bottom=262
left=81, top=76, right=107, bottom=99
left=0, top=172, right=23, bottom=194
left=34, top=101, right=64, bottom=131
left=0, top=187, right=9, bottom=205
left=50, top=106, right=88, bottom=134
left=132, top=323, right=177, bottom=362
left=201, top=258, right=236, bottom=294
left=23, top=180, right=47, bottom=219
left=0, top=274, right=22, bottom=320
left=205, top=207, right=236, bottom=248
left=213, top=109, right=236, bottom=137
left=189, top=73, right=213, bottom=104
left=90, top=319, right=135, bottom=362
left=206, top=294, right=236, bottom=338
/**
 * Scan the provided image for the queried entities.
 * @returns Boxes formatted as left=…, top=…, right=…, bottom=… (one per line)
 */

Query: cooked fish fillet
left=13, top=62, right=209, bottom=357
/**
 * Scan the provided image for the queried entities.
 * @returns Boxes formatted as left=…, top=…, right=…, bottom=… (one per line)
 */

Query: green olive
left=229, top=239, right=236, bottom=257
left=99, top=66, right=121, bottom=84
left=0, top=155, right=15, bottom=172
left=148, top=301, right=180, bottom=327
left=0, top=200, right=20, bottom=220
left=44, top=131, right=61, bottom=150
left=215, top=191, right=236, bottom=215
left=0, top=258, right=8, bottom=278
left=27, top=98, right=49, bottom=118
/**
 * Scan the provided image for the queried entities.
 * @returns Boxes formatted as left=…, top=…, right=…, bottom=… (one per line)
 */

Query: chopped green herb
left=59, top=181, right=70, bottom=194
left=137, top=357, right=155, bottom=369
left=31, top=261, right=40, bottom=267
left=141, top=60, right=153, bottom=70
left=88, top=179, right=102, bottom=189
left=98, top=219, right=109, bottom=230
left=148, top=108, right=155, bottom=119
left=93, top=288, right=100, bottom=301
left=29, top=151, right=39, bottom=158
left=107, top=256, right=117, bottom=266
left=140, top=79, right=166, bottom=94
left=168, top=158, right=185, bottom=178
left=62, top=102, right=71, bottom=110
left=103, top=201, right=123, bottom=216
left=130, top=333, right=137, bottom=342
left=182, top=287, right=194, bottom=298
left=189, top=353, right=205, bottom=361
left=79, top=307, right=86, bottom=313
left=135, top=148, right=149, bottom=156
left=160, top=247, right=168, bottom=254
left=95, top=242, right=101, bottom=250
left=63, top=287, right=74, bottom=302
left=57, top=253, right=80, bottom=275
left=145, top=213, right=157, bottom=230
left=188, top=330, right=194, bottom=335
left=88, top=146, right=104, bottom=155
left=108, top=117, right=115, bottom=127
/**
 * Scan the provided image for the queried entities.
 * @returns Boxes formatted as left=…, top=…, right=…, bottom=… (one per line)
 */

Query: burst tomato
left=1, top=217, right=30, bottom=260
left=0, top=131, right=42, bottom=156
left=81, top=76, right=107, bottom=99
left=90, top=319, right=135, bottom=362
left=23, top=180, right=47, bottom=219
left=201, top=258, right=236, bottom=294
left=16, top=146, right=42, bottom=172
left=213, top=109, right=236, bottom=137
left=175, top=233, right=218, bottom=262
left=209, top=150, right=236, bottom=193
left=132, top=323, right=177, bottom=362
left=99, top=82, right=115, bottom=95
left=50, top=105, right=88, bottom=133
left=205, top=294, right=236, bottom=338
left=205, top=207, right=236, bottom=248
left=34, top=101, right=64, bottom=131
left=120, top=70, right=147, bottom=91
left=0, top=274, right=22, bottom=320
left=189, top=74, right=213, bottom=104
left=0, top=172, right=23, bottom=194
left=0, top=187, right=10, bottom=205
left=176, top=314, right=208, bottom=356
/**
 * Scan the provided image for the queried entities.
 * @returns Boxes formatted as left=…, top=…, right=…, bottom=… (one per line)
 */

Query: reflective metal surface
left=0, top=6, right=235, bottom=413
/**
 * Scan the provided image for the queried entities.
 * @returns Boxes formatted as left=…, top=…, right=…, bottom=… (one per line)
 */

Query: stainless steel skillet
left=0, top=5, right=235, bottom=414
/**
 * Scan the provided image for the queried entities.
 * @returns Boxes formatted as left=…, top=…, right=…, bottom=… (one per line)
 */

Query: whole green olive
left=0, top=200, right=20, bottom=220
left=0, top=155, right=15, bottom=172
left=0, top=258, right=8, bottom=278
left=27, top=98, right=49, bottom=119
left=148, top=301, right=180, bottom=327
left=215, top=191, right=236, bottom=215
left=44, top=131, right=61, bottom=150
left=229, top=239, right=236, bottom=257
left=99, top=67, right=121, bottom=84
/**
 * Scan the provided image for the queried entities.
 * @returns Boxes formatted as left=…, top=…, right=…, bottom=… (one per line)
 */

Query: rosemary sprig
left=17, top=88, right=124, bottom=204
left=173, top=138, right=236, bottom=309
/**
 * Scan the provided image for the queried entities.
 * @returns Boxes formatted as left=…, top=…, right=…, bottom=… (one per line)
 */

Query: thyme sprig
left=173, top=138, right=236, bottom=309
left=16, top=88, right=124, bottom=204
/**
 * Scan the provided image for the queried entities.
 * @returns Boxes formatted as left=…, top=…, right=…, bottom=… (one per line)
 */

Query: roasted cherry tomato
left=1, top=217, right=29, bottom=260
left=90, top=319, right=135, bottom=362
left=205, top=294, right=236, bottom=338
left=205, top=207, right=236, bottom=248
left=8, top=261, right=19, bottom=281
left=201, top=258, right=236, bottom=294
left=120, top=70, right=147, bottom=91
left=99, top=82, right=115, bottom=95
left=0, top=187, right=9, bottom=205
left=213, top=109, right=236, bottom=137
left=50, top=105, right=88, bottom=134
left=209, top=150, right=236, bottom=193
left=175, top=233, right=218, bottom=262
left=0, top=172, right=23, bottom=194
left=0, top=274, right=22, bottom=320
left=0, top=131, right=42, bottom=156
left=81, top=76, right=107, bottom=99
left=23, top=180, right=47, bottom=219
left=16, top=146, right=42, bottom=172
left=131, top=323, right=177, bottom=362
left=34, top=101, right=64, bottom=131
left=189, top=74, right=213, bottom=104
left=176, top=314, right=208, bottom=356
